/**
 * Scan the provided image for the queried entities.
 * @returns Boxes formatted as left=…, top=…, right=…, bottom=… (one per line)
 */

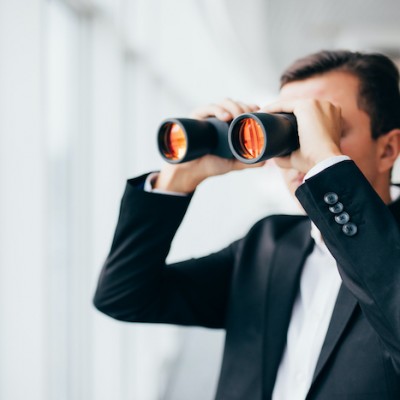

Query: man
left=94, top=50, right=400, bottom=399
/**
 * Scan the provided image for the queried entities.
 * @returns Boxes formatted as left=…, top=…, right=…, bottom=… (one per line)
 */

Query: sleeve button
left=323, top=192, right=339, bottom=205
left=335, top=212, right=350, bottom=225
left=329, top=202, right=344, bottom=214
left=342, top=223, right=358, bottom=236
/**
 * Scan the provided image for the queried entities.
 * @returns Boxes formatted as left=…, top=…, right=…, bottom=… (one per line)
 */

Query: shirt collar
left=390, top=185, right=400, bottom=201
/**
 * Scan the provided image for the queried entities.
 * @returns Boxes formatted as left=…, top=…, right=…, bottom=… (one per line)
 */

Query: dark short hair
left=280, top=50, right=400, bottom=139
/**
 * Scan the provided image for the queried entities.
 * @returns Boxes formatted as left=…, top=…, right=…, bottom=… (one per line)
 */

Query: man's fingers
left=249, top=103, right=261, bottom=112
left=260, top=100, right=296, bottom=114
left=190, top=99, right=261, bottom=122
left=190, top=104, right=233, bottom=121
left=220, top=98, right=250, bottom=118
left=237, top=101, right=259, bottom=114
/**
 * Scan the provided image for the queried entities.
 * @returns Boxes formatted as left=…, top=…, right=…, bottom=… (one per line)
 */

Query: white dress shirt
left=271, top=224, right=342, bottom=400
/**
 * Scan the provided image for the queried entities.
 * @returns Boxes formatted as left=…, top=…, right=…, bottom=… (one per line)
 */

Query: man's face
left=278, top=70, right=380, bottom=198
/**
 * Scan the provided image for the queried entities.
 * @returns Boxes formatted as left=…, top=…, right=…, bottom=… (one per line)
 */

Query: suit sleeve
left=93, top=174, right=239, bottom=329
left=296, top=160, right=400, bottom=369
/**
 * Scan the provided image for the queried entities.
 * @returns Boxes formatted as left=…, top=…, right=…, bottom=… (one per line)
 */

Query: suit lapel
left=216, top=217, right=313, bottom=400
left=309, top=281, right=358, bottom=386
left=262, top=219, right=314, bottom=398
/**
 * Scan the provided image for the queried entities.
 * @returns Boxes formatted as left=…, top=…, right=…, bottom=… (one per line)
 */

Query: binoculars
left=157, top=112, right=299, bottom=164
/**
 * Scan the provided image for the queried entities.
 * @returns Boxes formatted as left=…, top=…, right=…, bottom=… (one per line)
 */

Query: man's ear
left=378, top=128, right=400, bottom=173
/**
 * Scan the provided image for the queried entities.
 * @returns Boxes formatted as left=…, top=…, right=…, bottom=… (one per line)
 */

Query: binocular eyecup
left=157, top=112, right=299, bottom=164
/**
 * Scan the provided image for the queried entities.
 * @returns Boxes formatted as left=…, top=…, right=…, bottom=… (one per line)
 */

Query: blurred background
left=0, top=0, right=399, bottom=399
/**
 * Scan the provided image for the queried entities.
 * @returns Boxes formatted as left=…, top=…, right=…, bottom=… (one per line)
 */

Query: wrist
left=310, top=147, right=343, bottom=168
left=304, top=154, right=350, bottom=180
left=154, top=166, right=201, bottom=193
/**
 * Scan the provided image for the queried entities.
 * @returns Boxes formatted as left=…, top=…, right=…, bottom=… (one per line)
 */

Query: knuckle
left=301, top=98, right=319, bottom=109
left=212, top=104, right=226, bottom=114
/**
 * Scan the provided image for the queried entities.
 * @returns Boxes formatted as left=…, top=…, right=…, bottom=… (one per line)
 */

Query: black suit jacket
left=94, top=160, right=400, bottom=399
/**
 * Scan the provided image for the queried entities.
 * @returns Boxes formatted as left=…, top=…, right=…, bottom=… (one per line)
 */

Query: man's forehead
left=279, top=71, right=359, bottom=104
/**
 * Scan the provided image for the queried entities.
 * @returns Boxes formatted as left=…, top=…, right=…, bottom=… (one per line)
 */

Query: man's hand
left=155, top=99, right=265, bottom=193
left=261, top=99, right=343, bottom=174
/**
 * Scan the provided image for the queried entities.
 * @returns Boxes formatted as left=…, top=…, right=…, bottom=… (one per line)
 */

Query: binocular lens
left=160, top=123, right=187, bottom=161
left=235, top=118, right=265, bottom=159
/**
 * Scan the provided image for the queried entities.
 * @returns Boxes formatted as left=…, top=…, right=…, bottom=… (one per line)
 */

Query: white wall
left=1, top=1, right=399, bottom=400
left=0, top=0, right=47, bottom=399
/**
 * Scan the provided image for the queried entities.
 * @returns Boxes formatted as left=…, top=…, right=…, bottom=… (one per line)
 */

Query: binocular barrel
left=157, top=113, right=298, bottom=164
left=157, top=118, right=232, bottom=163
left=228, top=112, right=298, bottom=163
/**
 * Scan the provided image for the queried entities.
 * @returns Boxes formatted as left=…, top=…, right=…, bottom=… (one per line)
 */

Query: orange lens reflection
left=162, top=123, right=187, bottom=160
left=237, top=119, right=264, bottom=159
